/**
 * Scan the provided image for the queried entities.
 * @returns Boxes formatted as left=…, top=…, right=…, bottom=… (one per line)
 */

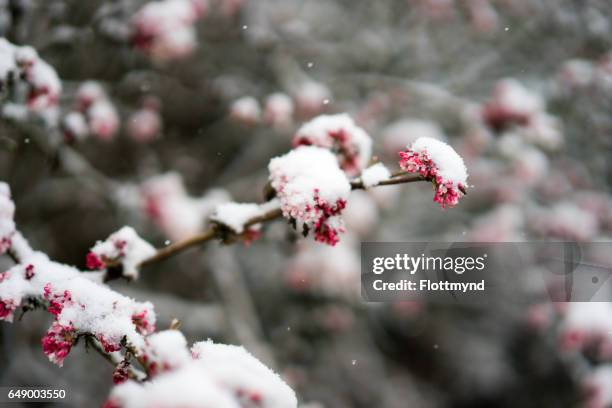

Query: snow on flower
left=360, top=163, right=391, bottom=189
left=0, top=39, right=61, bottom=112
left=104, top=365, right=242, bottom=408
left=482, top=78, right=543, bottom=131
left=263, top=93, right=294, bottom=129
left=191, top=340, right=298, bottom=408
left=269, top=146, right=351, bottom=246
left=88, top=100, right=120, bottom=141
left=398, top=137, right=468, bottom=208
left=559, top=303, right=612, bottom=357
left=142, top=330, right=191, bottom=376
left=292, top=81, right=331, bottom=118
left=41, top=321, right=75, bottom=367
left=127, top=99, right=162, bottom=143
left=531, top=202, right=599, bottom=242
left=229, top=96, right=261, bottom=125
left=86, top=226, right=156, bottom=280
left=74, top=81, right=120, bottom=141
left=61, top=112, right=89, bottom=142
left=130, top=0, right=206, bottom=62
left=105, top=339, right=297, bottom=408
left=0, top=182, right=16, bottom=255
left=141, top=172, right=231, bottom=240
left=0, top=251, right=156, bottom=365
left=293, top=113, right=372, bottom=176
left=583, top=365, right=612, bottom=408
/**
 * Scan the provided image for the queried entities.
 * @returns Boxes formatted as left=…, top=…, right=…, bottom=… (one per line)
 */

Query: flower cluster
left=559, top=302, right=612, bottom=359
left=130, top=0, right=206, bottom=62
left=0, top=251, right=156, bottom=366
left=481, top=78, right=563, bottom=150
left=530, top=203, right=599, bottom=242
left=399, top=137, right=468, bottom=208
left=86, top=226, right=157, bottom=280
left=269, top=146, right=350, bottom=245
left=0, top=39, right=61, bottom=111
left=293, top=114, right=372, bottom=176
left=62, top=81, right=120, bottom=142
left=229, top=93, right=295, bottom=129
left=140, top=172, right=230, bottom=240
left=104, top=334, right=297, bottom=408
left=127, top=98, right=162, bottom=143
left=481, top=78, right=543, bottom=131
left=0, top=182, right=15, bottom=255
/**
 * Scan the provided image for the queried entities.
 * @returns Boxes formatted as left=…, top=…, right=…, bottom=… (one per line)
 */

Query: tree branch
left=128, top=170, right=426, bottom=273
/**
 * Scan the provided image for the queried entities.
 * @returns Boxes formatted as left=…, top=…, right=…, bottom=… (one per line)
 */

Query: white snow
left=268, top=146, right=350, bottom=244
left=143, top=330, right=192, bottom=373
left=106, top=339, right=298, bottom=408
left=230, top=96, right=261, bottom=124
left=211, top=200, right=279, bottom=234
left=293, top=113, right=372, bottom=176
left=360, top=163, right=391, bottom=188
left=0, top=251, right=156, bottom=361
left=410, top=137, right=468, bottom=187
left=192, top=340, right=298, bottom=408
left=88, top=226, right=157, bottom=280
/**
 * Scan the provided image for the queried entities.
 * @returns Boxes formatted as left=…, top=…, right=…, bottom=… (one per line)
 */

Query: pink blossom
left=127, top=106, right=162, bottom=143
left=132, top=305, right=156, bottom=335
left=0, top=298, right=17, bottom=322
left=113, top=361, right=130, bottom=385
left=269, top=146, right=351, bottom=246
left=41, top=322, right=75, bottom=367
left=293, top=114, right=372, bottom=176
left=399, top=137, right=468, bottom=208
left=130, top=0, right=206, bottom=62
left=481, top=79, right=543, bottom=132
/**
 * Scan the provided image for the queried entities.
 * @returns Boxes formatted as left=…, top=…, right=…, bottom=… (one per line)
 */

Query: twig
left=131, top=170, right=427, bottom=272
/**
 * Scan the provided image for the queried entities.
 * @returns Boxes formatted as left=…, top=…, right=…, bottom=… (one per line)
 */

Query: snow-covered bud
left=41, top=321, right=75, bottom=367
left=292, top=81, right=331, bottom=118
left=88, top=100, right=120, bottom=141
left=482, top=79, right=543, bottom=131
left=263, top=93, right=294, bottom=129
left=399, top=137, right=468, bottom=208
left=24, top=60, right=61, bottom=111
left=191, top=340, right=298, bottom=408
left=531, top=203, right=599, bottom=242
left=269, top=146, right=351, bottom=246
left=76, top=81, right=106, bottom=111
left=130, top=0, right=206, bottom=62
left=62, top=112, right=89, bottom=142
left=583, top=365, right=612, bottom=408
left=293, top=113, right=372, bottom=176
left=127, top=106, right=162, bottom=143
left=360, top=163, right=391, bottom=189
left=229, top=96, right=261, bottom=125
left=142, top=330, right=191, bottom=376
left=87, top=226, right=156, bottom=280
